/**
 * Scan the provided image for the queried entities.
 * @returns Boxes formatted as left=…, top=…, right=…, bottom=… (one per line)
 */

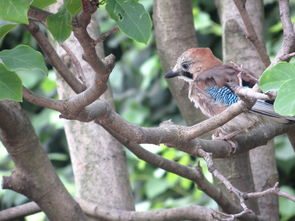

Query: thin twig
left=279, top=51, right=295, bottom=61
left=60, top=43, right=86, bottom=85
left=93, top=26, right=119, bottom=45
left=197, top=147, right=295, bottom=220
left=246, top=182, right=295, bottom=202
left=233, top=0, right=271, bottom=67
left=273, top=0, right=295, bottom=63
left=25, top=20, right=86, bottom=93
left=213, top=208, right=252, bottom=221
left=197, top=149, right=250, bottom=212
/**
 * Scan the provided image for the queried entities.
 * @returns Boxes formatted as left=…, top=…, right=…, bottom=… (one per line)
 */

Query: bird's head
left=164, top=48, right=222, bottom=82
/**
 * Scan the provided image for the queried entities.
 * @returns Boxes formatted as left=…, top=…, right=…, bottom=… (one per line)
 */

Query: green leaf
left=0, top=63, right=22, bottom=101
left=0, top=45, right=47, bottom=87
left=47, top=8, right=72, bottom=42
left=259, top=62, right=295, bottom=92
left=0, top=0, right=29, bottom=24
left=0, top=23, right=16, bottom=40
left=31, top=0, right=57, bottom=9
left=106, top=0, right=152, bottom=44
left=65, top=0, right=82, bottom=15
left=259, top=62, right=295, bottom=116
left=274, top=79, right=295, bottom=116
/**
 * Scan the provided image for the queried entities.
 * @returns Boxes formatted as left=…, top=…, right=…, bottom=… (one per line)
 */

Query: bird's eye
left=181, top=63, right=189, bottom=70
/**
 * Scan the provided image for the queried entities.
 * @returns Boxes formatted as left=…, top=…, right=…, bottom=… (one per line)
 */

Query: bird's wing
left=196, top=64, right=258, bottom=89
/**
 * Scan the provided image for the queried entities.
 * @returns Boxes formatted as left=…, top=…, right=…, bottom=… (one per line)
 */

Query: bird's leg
left=212, top=129, right=242, bottom=153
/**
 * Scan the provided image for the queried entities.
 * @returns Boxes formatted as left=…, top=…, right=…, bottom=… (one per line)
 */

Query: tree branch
left=79, top=198, right=215, bottom=221
left=233, top=0, right=271, bottom=67
left=101, top=124, right=260, bottom=221
left=23, top=85, right=295, bottom=159
left=0, top=202, right=40, bottom=221
left=274, top=0, right=295, bottom=63
left=0, top=101, right=87, bottom=220
left=25, top=20, right=85, bottom=93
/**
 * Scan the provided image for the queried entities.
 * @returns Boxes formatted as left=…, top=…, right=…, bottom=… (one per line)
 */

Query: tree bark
left=153, top=0, right=207, bottom=126
left=216, top=0, right=279, bottom=219
left=0, top=101, right=87, bottom=221
left=50, top=2, right=135, bottom=218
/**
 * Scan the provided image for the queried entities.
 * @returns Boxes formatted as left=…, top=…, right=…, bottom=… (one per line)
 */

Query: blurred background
left=0, top=0, right=295, bottom=220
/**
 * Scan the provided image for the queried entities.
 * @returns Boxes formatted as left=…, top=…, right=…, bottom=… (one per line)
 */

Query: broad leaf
left=0, top=63, right=22, bottom=101
left=259, top=62, right=295, bottom=92
left=31, top=0, right=57, bottom=9
left=65, top=0, right=82, bottom=15
left=0, top=45, right=47, bottom=87
left=47, top=8, right=72, bottom=42
left=274, top=79, right=295, bottom=116
left=0, top=22, right=16, bottom=40
left=106, top=0, right=152, bottom=44
left=259, top=62, right=295, bottom=116
left=0, top=0, right=29, bottom=24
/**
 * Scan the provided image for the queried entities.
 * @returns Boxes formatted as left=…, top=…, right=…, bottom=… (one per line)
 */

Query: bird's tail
left=250, top=100, right=295, bottom=123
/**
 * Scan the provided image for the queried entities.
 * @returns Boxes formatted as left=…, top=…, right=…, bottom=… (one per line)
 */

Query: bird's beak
left=164, top=70, right=181, bottom=78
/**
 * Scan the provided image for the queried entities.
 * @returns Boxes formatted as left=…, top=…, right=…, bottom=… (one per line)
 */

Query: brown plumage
left=165, top=48, right=276, bottom=138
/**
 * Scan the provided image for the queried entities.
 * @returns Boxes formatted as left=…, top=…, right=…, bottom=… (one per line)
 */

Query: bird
left=165, top=48, right=294, bottom=140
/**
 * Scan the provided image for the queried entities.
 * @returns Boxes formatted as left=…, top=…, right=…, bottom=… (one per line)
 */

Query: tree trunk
left=50, top=2, right=135, bottom=218
left=153, top=0, right=207, bottom=126
left=216, top=0, right=279, bottom=219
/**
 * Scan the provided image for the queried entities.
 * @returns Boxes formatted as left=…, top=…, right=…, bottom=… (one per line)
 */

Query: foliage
left=0, top=0, right=29, bottom=24
left=259, top=62, right=295, bottom=116
left=106, top=0, right=152, bottom=44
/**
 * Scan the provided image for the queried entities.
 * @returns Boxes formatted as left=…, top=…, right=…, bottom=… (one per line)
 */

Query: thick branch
left=23, top=87, right=295, bottom=159
left=0, top=101, right=87, bottom=220
left=80, top=199, right=214, bottom=221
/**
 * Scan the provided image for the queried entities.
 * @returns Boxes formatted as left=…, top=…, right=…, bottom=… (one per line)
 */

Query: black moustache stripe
left=183, top=72, right=193, bottom=79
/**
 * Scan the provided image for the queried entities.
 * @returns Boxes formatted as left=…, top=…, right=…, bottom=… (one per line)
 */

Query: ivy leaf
left=259, top=62, right=295, bottom=116
left=31, top=0, right=57, bottom=9
left=106, top=0, right=152, bottom=44
left=0, top=63, right=22, bottom=102
left=0, top=45, right=47, bottom=87
left=0, top=20, right=16, bottom=39
left=47, top=7, right=72, bottom=42
left=0, top=0, right=29, bottom=24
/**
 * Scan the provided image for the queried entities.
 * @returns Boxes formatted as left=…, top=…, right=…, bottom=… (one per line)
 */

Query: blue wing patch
left=205, top=86, right=239, bottom=105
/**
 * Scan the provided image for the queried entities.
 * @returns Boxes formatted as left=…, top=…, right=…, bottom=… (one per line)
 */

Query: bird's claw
left=213, top=130, right=240, bottom=154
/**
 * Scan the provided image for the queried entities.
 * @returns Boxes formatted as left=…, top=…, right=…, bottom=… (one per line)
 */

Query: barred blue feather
left=205, top=86, right=239, bottom=105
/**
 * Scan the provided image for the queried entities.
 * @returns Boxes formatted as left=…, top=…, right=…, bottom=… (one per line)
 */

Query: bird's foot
left=213, top=130, right=241, bottom=154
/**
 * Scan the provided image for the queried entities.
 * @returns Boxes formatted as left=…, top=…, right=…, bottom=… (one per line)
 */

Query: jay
left=165, top=48, right=294, bottom=139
